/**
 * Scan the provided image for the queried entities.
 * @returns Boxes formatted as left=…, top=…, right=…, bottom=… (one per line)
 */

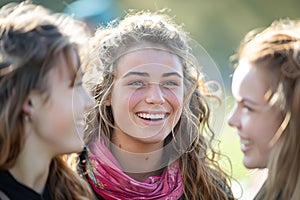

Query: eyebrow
left=122, top=71, right=182, bottom=79
left=122, top=71, right=149, bottom=78
left=162, top=72, right=182, bottom=78
left=240, top=98, right=260, bottom=106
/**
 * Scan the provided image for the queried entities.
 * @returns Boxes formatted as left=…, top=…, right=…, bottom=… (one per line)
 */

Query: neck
left=9, top=132, right=52, bottom=194
left=111, top=132, right=165, bottom=181
left=111, top=130, right=164, bottom=153
left=125, top=168, right=164, bottom=182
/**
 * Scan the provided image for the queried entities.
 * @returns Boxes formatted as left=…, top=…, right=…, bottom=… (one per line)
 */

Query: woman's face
left=107, top=48, right=184, bottom=147
left=228, top=59, right=283, bottom=169
left=28, top=50, right=95, bottom=155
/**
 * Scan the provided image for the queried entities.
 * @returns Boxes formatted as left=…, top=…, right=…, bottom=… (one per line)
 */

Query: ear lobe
left=22, top=98, right=33, bottom=115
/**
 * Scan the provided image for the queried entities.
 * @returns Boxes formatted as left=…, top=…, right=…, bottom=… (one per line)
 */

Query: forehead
left=115, top=49, right=183, bottom=77
left=232, top=59, right=270, bottom=104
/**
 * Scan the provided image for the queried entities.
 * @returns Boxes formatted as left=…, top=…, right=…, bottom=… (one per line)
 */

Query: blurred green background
left=1, top=0, right=299, bottom=199
left=2, top=0, right=300, bottom=85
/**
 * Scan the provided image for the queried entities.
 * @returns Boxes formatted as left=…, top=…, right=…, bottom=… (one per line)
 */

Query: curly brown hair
left=83, top=11, right=233, bottom=200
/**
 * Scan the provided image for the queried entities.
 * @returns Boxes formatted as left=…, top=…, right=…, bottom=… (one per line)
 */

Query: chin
left=243, top=158, right=256, bottom=169
left=73, top=144, right=85, bottom=153
left=243, top=159, right=266, bottom=169
left=64, top=143, right=85, bottom=154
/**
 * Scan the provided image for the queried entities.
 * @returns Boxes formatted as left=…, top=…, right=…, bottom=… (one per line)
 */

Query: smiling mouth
left=136, top=112, right=167, bottom=121
left=241, top=139, right=253, bottom=146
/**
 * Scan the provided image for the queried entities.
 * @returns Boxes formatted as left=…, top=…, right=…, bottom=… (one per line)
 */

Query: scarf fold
left=84, top=139, right=183, bottom=200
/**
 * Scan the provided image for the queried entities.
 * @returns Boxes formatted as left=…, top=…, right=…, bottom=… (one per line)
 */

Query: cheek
left=50, top=98, right=74, bottom=130
left=127, top=89, right=144, bottom=108
left=240, top=115, right=262, bottom=140
left=264, top=116, right=282, bottom=142
left=36, top=110, right=75, bottom=146
left=247, top=115, right=281, bottom=145
left=164, top=89, right=184, bottom=125
left=164, top=88, right=183, bottom=108
left=111, top=92, right=136, bottom=115
left=49, top=109, right=74, bottom=139
left=56, top=115, right=73, bottom=131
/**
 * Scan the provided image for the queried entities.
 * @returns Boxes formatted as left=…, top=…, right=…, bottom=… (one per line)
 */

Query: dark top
left=0, top=170, right=51, bottom=200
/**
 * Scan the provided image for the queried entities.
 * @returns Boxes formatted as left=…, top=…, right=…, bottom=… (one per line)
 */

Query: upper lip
left=238, top=133, right=249, bottom=139
left=239, top=135, right=250, bottom=140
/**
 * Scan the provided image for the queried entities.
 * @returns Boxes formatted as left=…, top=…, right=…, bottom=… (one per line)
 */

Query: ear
left=22, top=97, right=33, bottom=116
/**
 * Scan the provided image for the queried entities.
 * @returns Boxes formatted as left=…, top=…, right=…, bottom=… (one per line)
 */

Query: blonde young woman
left=79, top=11, right=234, bottom=200
left=0, top=2, right=96, bottom=200
left=228, top=19, right=300, bottom=200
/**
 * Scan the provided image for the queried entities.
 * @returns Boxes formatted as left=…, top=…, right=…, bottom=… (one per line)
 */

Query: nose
left=227, top=105, right=240, bottom=129
left=145, top=83, right=165, bottom=104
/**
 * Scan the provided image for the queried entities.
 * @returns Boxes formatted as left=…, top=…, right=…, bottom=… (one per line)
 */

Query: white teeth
left=137, top=113, right=165, bottom=120
left=241, top=139, right=252, bottom=145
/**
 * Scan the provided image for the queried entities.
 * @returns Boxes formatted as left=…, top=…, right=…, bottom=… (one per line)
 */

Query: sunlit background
left=1, top=0, right=299, bottom=199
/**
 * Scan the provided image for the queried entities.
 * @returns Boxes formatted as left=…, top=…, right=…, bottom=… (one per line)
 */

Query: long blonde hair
left=84, top=11, right=233, bottom=200
left=0, top=2, right=95, bottom=199
left=236, top=19, right=300, bottom=200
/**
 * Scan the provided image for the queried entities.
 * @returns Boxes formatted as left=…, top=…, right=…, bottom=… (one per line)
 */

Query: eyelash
left=242, top=104, right=254, bottom=112
left=128, top=80, right=146, bottom=87
left=162, top=81, right=179, bottom=86
left=127, top=80, right=180, bottom=88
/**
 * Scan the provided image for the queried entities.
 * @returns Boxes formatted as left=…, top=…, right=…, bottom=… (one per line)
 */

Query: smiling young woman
left=228, top=19, right=300, bottom=200
left=79, top=11, right=234, bottom=200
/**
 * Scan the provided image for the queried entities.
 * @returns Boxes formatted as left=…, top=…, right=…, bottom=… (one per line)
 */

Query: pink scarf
left=84, top=139, right=183, bottom=200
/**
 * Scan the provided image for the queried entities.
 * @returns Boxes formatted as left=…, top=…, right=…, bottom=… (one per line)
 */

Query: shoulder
left=0, top=170, right=12, bottom=187
left=0, top=170, right=52, bottom=200
left=0, top=171, right=12, bottom=200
